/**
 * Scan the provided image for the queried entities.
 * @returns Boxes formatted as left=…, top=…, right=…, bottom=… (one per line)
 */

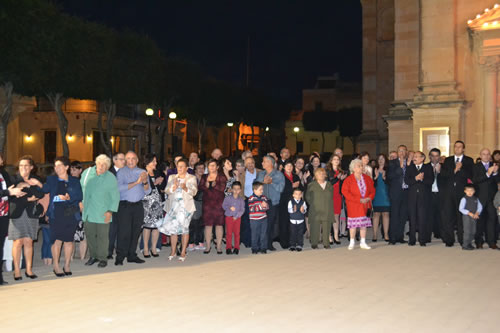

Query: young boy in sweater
left=248, top=182, right=269, bottom=254
left=288, top=188, right=307, bottom=252
left=222, top=181, right=245, bottom=255
left=459, top=184, right=483, bottom=250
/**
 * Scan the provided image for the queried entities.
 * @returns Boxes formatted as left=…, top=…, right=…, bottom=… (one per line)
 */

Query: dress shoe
left=419, top=243, right=426, bottom=247
left=372, top=239, right=378, bottom=243
left=85, top=258, right=99, bottom=266
left=151, top=252, right=159, bottom=257
left=98, top=261, right=107, bottom=268
left=203, top=248, right=211, bottom=254
left=489, top=244, right=498, bottom=250
left=25, top=272, right=38, bottom=279
left=398, top=240, right=406, bottom=244
left=408, top=242, right=416, bottom=246
left=311, top=245, right=318, bottom=249
left=106, top=255, right=113, bottom=260
left=445, top=243, right=454, bottom=247
left=217, top=249, right=223, bottom=255
left=476, top=243, right=483, bottom=249
left=13, top=274, right=22, bottom=281
left=62, top=268, right=72, bottom=276
left=252, top=250, right=258, bottom=254
left=233, top=249, right=239, bottom=255
left=334, top=240, right=341, bottom=245
left=289, top=247, right=296, bottom=251
left=143, top=253, right=151, bottom=258
left=226, top=249, right=232, bottom=255
left=462, top=245, right=474, bottom=251
left=296, top=247, right=303, bottom=252
left=53, top=270, right=65, bottom=277
left=114, top=259, right=123, bottom=266
left=127, top=257, right=145, bottom=264
left=389, top=241, right=396, bottom=245
left=260, top=249, right=267, bottom=254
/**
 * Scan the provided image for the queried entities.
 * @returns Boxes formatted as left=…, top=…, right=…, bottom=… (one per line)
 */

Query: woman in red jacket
left=342, top=158, right=375, bottom=250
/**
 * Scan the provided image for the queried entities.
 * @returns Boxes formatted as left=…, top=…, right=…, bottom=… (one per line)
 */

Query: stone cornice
left=478, top=55, right=500, bottom=71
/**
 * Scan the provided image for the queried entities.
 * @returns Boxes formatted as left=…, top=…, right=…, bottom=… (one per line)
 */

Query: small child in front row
left=459, top=184, right=483, bottom=251
left=288, top=188, right=307, bottom=252
left=222, top=181, right=245, bottom=255
left=248, top=182, right=269, bottom=254
left=494, top=181, right=500, bottom=227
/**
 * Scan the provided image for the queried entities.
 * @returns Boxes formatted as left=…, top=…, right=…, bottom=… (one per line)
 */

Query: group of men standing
left=388, top=141, right=499, bottom=249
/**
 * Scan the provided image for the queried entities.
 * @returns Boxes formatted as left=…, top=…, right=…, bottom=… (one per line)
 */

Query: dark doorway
left=44, top=130, right=57, bottom=163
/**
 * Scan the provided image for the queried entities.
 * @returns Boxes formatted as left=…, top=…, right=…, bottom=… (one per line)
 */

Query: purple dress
left=199, top=173, right=227, bottom=226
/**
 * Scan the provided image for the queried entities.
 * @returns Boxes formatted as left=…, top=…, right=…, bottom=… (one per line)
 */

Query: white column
left=484, top=68, right=497, bottom=149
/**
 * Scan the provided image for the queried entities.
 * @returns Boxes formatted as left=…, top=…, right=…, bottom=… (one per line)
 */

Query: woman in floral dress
left=160, top=159, right=197, bottom=262
left=142, top=154, right=164, bottom=258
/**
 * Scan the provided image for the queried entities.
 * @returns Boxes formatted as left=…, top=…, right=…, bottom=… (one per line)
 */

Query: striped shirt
left=248, top=194, right=269, bottom=220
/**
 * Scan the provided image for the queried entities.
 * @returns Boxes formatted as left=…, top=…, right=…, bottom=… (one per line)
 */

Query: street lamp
left=145, top=108, right=154, bottom=153
left=293, top=127, right=300, bottom=154
left=227, top=122, right=234, bottom=155
left=169, top=111, right=177, bottom=157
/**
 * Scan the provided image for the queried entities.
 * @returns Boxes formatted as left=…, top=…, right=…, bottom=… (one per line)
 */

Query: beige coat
left=164, top=173, right=198, bottom=214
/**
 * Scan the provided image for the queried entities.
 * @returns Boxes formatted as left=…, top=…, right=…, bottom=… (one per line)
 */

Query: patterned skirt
left=347, top=216, right=372, bottom=229
left=159, top=189, right=192, bottom=235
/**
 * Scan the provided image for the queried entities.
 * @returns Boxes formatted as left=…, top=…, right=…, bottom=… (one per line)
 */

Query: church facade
left=360, top=0, right=500, bottom=156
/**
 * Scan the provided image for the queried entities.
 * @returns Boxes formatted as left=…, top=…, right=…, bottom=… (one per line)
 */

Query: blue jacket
left=256, top=169, right=285, bottom=206
left=43, top=175, right=83, bottom=221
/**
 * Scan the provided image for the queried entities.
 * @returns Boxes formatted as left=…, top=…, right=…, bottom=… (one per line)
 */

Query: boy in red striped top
left=248, top=182, right=269, bottom=254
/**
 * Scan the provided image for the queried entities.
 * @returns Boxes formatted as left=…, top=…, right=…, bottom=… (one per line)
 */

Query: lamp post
left=227, top=122, right=234, bottom=155
left=293, top=126, right=300, bottom=154
left=169, top=111, right=177, bottom=157
left=145, top=108, right=154, bottom=153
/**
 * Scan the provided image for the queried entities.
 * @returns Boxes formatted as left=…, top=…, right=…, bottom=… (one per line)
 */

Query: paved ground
left=2, top=237, right=500, bottom=332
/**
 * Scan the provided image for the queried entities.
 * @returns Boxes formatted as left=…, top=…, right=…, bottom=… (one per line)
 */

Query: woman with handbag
left=342, top=159, right=376, bottom=250
left=43, top=156, right=83, bottom=277
left=8, top=155, right=45, bottom=281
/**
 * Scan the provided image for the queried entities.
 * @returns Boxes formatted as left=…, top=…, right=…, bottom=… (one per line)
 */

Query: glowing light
left=494, top=21, right=498, bottom=26
left=495, top=4, right=499, bottom=9
left=484, top=22, right=489, bottom=27
left=293, top=127, right=300, bottom=133
left=145, top=108, right=154, bottom=116
left=67, top=134, right=74, bottom=142
left=265, top=127, right=269, bottom=132
left=168, top=111, right=177, bottom=120
left=110, top=137, right=114, bottom=143
left=467, top=20, right=473, bottom=24
left=477, top=14, right=481, bottom=19
left=485, top=8, right=489, bottom=12
left=227, top=122, right=234, bottom=127
left=25, top=135, right=33, bottom=143
left=86, top=135, right=92, bottom=143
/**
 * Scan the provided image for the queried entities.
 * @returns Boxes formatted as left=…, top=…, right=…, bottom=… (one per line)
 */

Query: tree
left=302, top=111, right=338, bottom=152
left=337, top=107, right=362, bottom=152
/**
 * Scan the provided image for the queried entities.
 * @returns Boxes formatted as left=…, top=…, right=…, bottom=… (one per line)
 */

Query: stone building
left=361, top=0, right=500, bottom=157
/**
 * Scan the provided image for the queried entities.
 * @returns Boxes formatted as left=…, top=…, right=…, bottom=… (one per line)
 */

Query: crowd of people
left=1, top=140, right=500, bottom=285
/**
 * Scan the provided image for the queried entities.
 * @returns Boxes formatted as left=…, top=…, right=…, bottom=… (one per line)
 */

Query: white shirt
left=287, top=199, right=307, bottom=224
left=244, top=169, right=257, bottom=197
left=431, top=163, right=439, bottom=193
left=454, top=155, right=463, bottom=163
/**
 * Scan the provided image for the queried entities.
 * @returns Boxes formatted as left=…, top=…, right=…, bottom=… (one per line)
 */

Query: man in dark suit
left=387, top=145, right=410, bottom=244
left=472, top=148, right=499, bottom=249
left=107, top=152, right=125, bottom=259
left=439, top=140, right=474, bottom=247
left=405, top=151, right=434, bottom=246
left=428, top=148, right=443, bottom=240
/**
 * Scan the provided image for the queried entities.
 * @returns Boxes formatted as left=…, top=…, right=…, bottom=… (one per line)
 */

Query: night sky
left=56, top=0, right=362, bottom=108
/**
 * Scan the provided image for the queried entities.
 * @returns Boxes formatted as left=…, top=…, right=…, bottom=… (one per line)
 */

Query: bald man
left=472, top=148, right=499, bottom=249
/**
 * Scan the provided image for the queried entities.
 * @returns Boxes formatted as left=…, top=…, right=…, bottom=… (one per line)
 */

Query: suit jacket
left=109, top=167, right=118, bottom=177
left=440, top=155, right=474, bottom=194
left=472, top=161, right=499, bottom=205
left=405, top=163, right=434, bottom=201
left=387, top=158, right=410, bottom=196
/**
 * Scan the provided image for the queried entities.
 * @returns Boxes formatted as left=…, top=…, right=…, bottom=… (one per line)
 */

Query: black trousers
left=266, top=204, right=279, bottom=249
left=240, top=199, right=251, bottom=247
left=441, top=190, right=463, bottom=245
left=429, top=192, right=441, bottom=239
left=189, top=218, right=204, bottom=245
left=0, top=216, right=8, bottom=276
left=408, top=193, right=429, bottom=244
left=116, top=201, right=144, bottom=261
left=389, top=189, right=408, bottom=242
left=475, top=201, right=497, bottom=246
left=108, top=212, right=119, bottom=256
left=289, top=222, right=305, bottom=247
left=278, top=200, right=290, bottom=249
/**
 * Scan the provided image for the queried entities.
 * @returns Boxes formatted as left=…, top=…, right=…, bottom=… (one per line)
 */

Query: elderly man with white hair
left=81, top=154, right=120, bottom=268
left=256, top=155, right=285, bottom=250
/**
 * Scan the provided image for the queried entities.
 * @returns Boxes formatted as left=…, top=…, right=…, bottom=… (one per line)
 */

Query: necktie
left=456, top=157, right=459, bottom=163
left=417, top=165, right=420, bottom=171
left=485, top=163, right=489, bottom=171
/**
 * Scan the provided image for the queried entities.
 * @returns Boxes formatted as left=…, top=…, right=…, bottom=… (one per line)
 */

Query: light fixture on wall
left=25, top=135, right=33, bottom=143
left=67, top=134, right=74, bottom=142
left=86, top=135, right=93, bottom=143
